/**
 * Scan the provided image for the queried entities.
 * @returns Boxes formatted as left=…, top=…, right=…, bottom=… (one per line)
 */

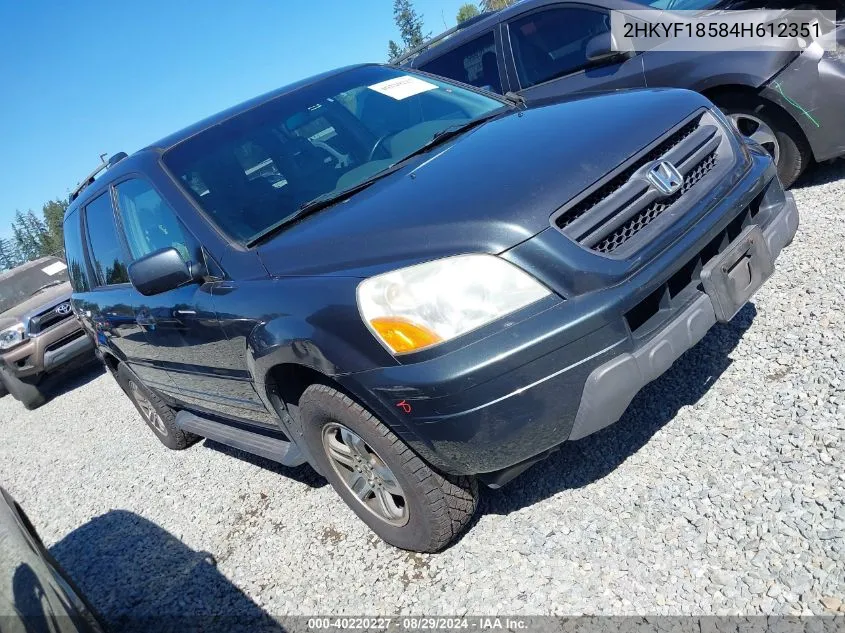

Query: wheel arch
left=261, top=361, right=453, bottom=475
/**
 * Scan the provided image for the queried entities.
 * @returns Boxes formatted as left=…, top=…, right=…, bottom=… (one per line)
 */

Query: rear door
left=503, top=4, right=646, bottom=98
left=112, top=177, right=276, bottom=424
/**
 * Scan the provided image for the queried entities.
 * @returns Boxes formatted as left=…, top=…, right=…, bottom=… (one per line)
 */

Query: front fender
left=213, top=276, right=396, bottom=388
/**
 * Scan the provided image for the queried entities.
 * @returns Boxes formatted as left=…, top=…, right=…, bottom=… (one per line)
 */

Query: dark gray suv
left=402, top=0, right=845, bottom=186
left=64, top=65, right=797, bottom=551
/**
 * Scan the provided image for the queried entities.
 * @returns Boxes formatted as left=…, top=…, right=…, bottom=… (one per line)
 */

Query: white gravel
left=1, top=163, right=844, bottom=624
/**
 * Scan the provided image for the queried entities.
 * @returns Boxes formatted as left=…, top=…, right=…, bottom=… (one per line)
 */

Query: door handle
left=174, top=309, right=196, bottom=316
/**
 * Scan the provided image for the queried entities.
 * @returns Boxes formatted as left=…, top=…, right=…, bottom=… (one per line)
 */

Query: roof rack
left=392, top=11, right=497, bottom=66
left=68, top=152, right=128, bottom=203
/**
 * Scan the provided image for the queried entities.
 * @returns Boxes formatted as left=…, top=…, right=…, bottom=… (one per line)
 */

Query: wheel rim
left=728, top=113, right=781, bottom=166
left=321, top=423, right=409, bottom=527
left=129, top=381, right=168, bottom=436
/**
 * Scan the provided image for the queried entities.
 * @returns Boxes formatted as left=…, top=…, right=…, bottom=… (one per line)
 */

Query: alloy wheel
left=321, top=422, right=409, bottom=526
left=728, top=112, right=781, bottom=167
left=129, top=381, right=168, bottom=436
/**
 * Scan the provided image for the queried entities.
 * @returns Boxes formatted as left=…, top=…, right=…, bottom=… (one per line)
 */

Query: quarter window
left=84, top=193, right=129, bottom=286
left=114, top=179, right=193, bottom=263
left=419, top=32, right=502, bottom=94
left=508, top=8, right=610, bottom=88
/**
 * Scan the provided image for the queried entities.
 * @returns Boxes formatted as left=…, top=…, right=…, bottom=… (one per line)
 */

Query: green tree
left=11, top=210, right=43, bottom=262
left=456, top=3, right=481, bottom=23
left=387, top=0, right=428, bottom=60
left=388, top=39, right=403, bottom=61
left=0, top=238, right=22, bottom=271
left=480, top=0, right=516, bottom=10
left=40, top=199, right=68, bottom=258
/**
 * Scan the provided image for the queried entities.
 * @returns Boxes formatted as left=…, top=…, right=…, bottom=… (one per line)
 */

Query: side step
left=175, top=411, right=305, bottom=467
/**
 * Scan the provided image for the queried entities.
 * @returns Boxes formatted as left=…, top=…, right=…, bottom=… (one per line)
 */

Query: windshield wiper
left=29, top=280, right=65, bottom=296
left=245, top=163, right=405, bottom=247
left=393, top=112, right=503, bottom=167
left=245, top=111, right=505, bottom=248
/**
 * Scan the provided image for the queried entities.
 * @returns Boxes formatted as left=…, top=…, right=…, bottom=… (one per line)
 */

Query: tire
left=299, top=384, right=478, bottom=552
left=715, top=94, right=811, bottom=188
left=0, top=367, right=46, bottom=410
left=117, top=363, right=198, bottom=450
left=0, top=380, right=7, bottom=398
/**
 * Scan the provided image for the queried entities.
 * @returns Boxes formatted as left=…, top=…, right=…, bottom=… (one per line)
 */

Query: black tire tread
left=301, top=384, right=477, bottom=552
left=715, top=93, right=811, bottom=188
left=117, top=363, right=199, bottom=450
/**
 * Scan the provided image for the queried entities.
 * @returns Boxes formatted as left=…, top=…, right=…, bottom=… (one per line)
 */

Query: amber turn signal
left=369, top=317, right=443, bottom=354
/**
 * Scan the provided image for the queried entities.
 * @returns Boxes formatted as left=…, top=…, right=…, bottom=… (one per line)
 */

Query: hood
left=258, top=88, right=711, bottom=277
left=0, top=282, right=72, bottom=331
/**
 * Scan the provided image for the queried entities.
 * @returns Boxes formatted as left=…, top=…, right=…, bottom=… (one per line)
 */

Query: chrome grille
left=593, top=151, right=718, bottom=254
left=28, top=301, right=73, bottom=335
left=552, top=109, right=732, bottom=257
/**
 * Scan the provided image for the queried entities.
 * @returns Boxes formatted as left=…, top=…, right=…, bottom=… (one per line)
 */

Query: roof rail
left=392, top=11, right=497, bottom=66
left=68, top=152, right=128, bottom=203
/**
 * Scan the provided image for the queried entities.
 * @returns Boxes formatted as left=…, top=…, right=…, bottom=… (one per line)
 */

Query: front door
left=503, top=5, right=646, bottom=98
left=112, top=177, right=275, bottom=424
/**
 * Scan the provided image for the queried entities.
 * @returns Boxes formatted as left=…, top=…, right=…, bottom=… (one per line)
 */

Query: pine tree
left=457, top=3, right=481, bottom=23
left=387, top=0, right=428, bottom=59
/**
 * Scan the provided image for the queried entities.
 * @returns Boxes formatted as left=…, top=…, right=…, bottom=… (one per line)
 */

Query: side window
left=114, top=179, right=193, bottom=263
left=419, top=32, right=502, bottom=94
left=63, top=210, right=91, bottom=292
left=508, top=8, right=610, bottom=88
left=85, top=193, right=129, bottom=286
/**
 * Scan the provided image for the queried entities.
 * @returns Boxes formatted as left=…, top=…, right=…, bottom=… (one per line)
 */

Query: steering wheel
left=367, top=134, right=391, bottom=161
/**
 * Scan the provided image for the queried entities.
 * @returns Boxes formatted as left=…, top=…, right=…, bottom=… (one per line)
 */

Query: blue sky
left=0, top=0, right=468, bottom=235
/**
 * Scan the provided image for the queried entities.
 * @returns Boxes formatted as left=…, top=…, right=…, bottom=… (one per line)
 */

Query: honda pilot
left=63, top=65, right=799, bottom=551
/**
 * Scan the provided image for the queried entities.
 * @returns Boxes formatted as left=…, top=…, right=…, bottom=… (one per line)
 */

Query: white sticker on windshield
left=368, top=76, right=437, bottom=100
left=42, top=262, right=67, bottom=275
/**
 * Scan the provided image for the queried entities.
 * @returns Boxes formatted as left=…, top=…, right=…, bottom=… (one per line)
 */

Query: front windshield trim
left=161, top=65, right=511, bottom=247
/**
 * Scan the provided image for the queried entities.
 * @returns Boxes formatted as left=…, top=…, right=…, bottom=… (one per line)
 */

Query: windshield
left=163, top=65, right=508, bottom=243
left=0, top=259, right=69, bottom=314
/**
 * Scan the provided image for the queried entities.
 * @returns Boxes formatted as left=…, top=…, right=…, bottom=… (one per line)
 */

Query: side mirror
left=585, top=32, right=624, bottom=63
left=128, top=247, right=195, bottom=296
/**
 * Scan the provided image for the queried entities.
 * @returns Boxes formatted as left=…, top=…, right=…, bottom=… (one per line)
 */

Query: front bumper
left=0, top=318, right=94, bottom=378
left=344, top=156, right=798, bottom=485
left=761, top=37, right=845, bottom=162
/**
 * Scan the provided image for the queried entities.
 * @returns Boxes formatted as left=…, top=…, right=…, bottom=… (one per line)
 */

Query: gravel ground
left=1, top=163, right=844, bottom=625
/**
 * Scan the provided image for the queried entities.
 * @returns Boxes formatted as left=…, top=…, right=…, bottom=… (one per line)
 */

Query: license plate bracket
left=701, top=225, right=773, bottom=322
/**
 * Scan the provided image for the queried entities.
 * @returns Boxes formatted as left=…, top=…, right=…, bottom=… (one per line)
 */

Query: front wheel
left=716, top=95, right=811, bottom=188
left=299, top=384, right=478, bottom=552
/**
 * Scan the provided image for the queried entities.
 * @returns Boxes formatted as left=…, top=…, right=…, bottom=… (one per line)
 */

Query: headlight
left=0, top=324, right=26, bottom=350
left=357, top=254, right=552, bottom=355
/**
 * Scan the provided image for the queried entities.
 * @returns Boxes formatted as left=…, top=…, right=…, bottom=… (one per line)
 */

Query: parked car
left=0, top=487, right=106, bottom=632
left=63, top=64, right=798, bottom=551
left=399, top=0, right=845, bottom=187
left=0, top=257, right=95, bottom=409
left=643, top=0, right=844, bottom=24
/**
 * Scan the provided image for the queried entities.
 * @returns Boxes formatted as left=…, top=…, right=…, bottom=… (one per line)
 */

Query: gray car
left=0, top=257, right=95, bottom=409
left=402, top=0, right=845, bottom=186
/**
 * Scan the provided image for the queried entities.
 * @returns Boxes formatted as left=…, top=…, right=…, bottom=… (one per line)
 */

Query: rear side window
left=63, top=210, right=91, bottom=292
left=419, top=32, right=502, bottom=94
left=85, top=193, right=129, bottom=286
left=508, top=8, right=610, bottom=87
left=114, top=178, right=193, bottom=263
